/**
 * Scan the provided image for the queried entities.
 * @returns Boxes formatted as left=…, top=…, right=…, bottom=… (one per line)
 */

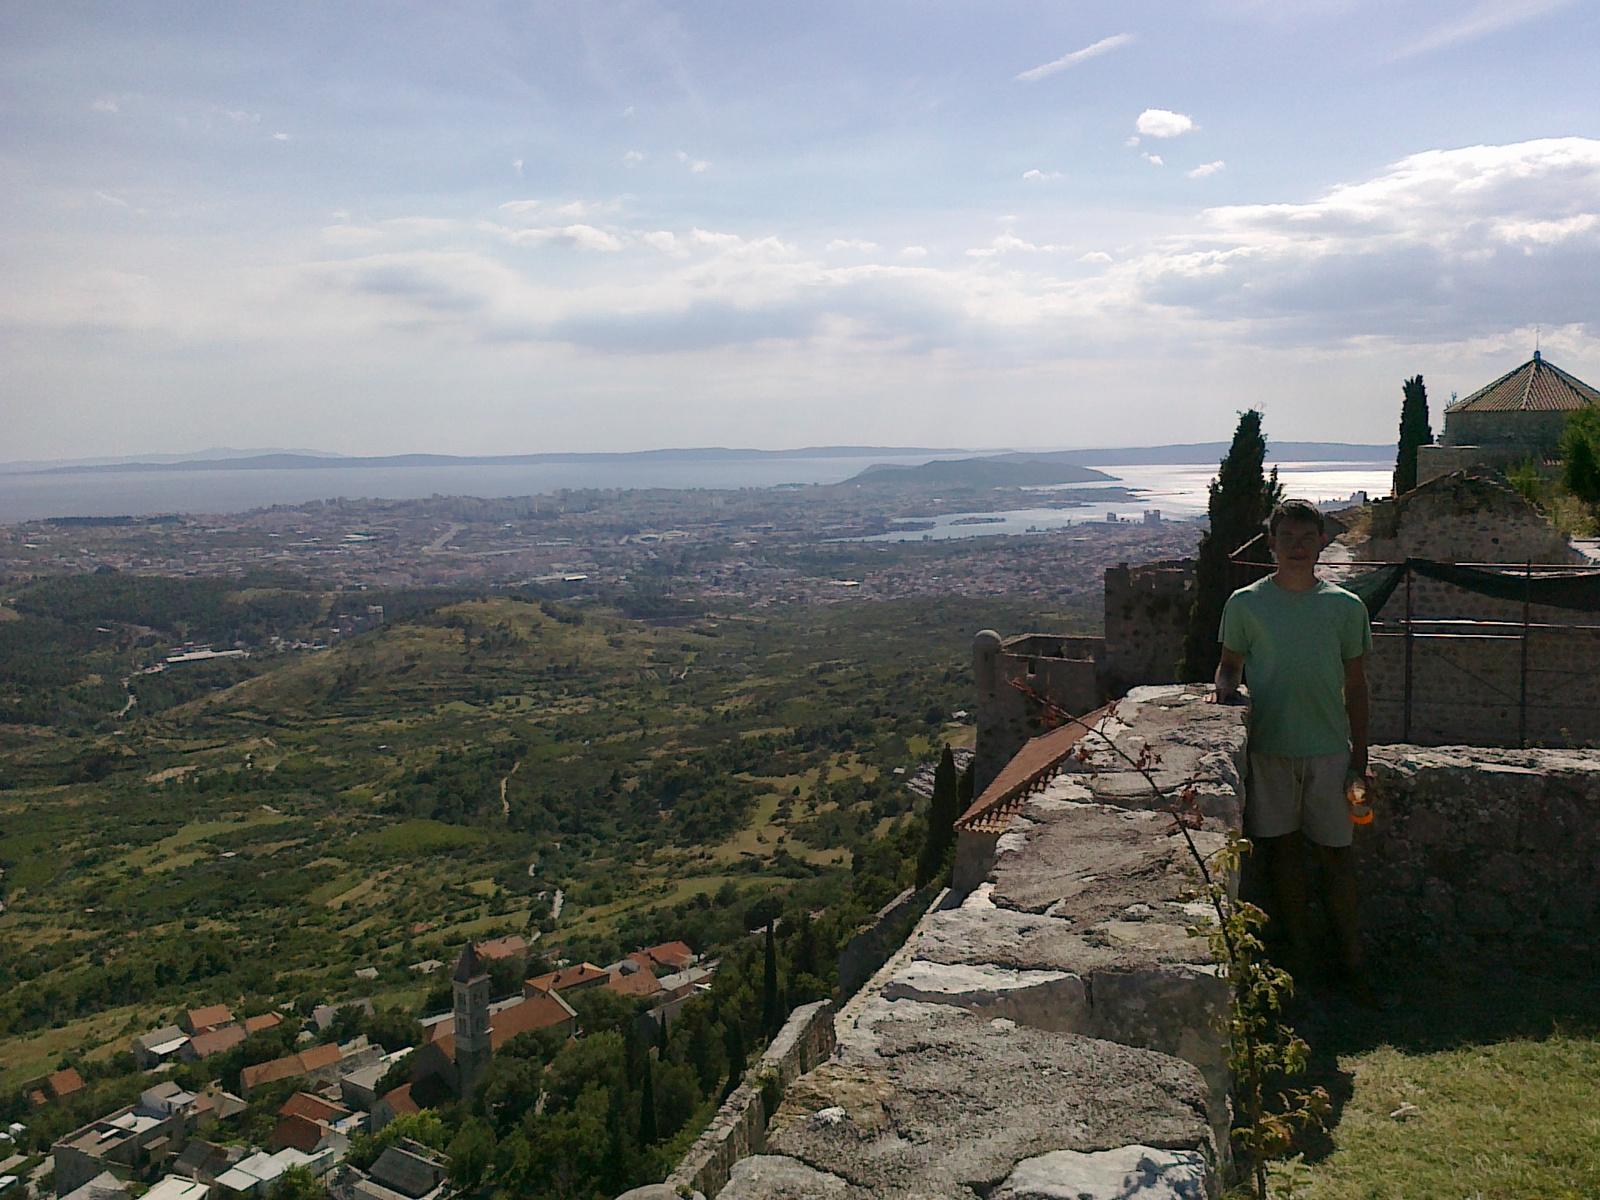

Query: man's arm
left=1345, top=654, right=1370, bottom=776
left=1213, top=647, right=1245, bottom=704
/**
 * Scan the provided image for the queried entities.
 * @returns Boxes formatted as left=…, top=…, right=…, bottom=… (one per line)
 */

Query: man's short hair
left=1268, top=499, right=1325, bottom=536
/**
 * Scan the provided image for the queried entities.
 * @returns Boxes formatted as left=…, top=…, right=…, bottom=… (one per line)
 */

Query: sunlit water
left=0, top=456, right=1393, bottom=526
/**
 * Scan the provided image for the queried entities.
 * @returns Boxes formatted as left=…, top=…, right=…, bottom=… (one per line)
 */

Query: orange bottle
left=1347, top=775, right=1374, bottom=826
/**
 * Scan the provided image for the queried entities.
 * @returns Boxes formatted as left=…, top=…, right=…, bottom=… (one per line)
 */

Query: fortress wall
left=1102, top=560, right=1195, bottom=699
left=1357, top=745, right=1600, bottom=948
left=972, top=631, right=1103, bottom=793
left=709, top=687, right=1247, bottom=1200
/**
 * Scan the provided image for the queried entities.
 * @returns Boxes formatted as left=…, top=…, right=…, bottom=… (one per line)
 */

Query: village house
left=181, top=1006, right=234, bottom=1036
left=522, top=962, right=608, bottom=999
left=369, top=1084, right=418, bottom=1135
left=214, top=1145, right=341, bottom=1198
left=238, top=1038, right=381, bottom=1098
left=52, top=1085, right=200, bottom=1195
left=270, top=1093, right=353, bottom=1154
left=330, top=1140, right=448, bottom=1200
left=132, top=1028, right=189, bottom=1071
left=180, top=1025, right=246, bottom=1062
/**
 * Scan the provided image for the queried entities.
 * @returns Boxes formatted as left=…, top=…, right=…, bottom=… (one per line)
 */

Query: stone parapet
left=1358, top=744, right=1600, bottom=947
left=721, top=685, right=1247, bottom=1200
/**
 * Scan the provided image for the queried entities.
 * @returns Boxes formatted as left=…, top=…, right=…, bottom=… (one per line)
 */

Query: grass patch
left=346, top=819, right=487, bottom=857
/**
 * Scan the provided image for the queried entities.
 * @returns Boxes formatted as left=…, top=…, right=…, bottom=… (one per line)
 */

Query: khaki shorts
left=1246, top=752, right=1352, bottom=848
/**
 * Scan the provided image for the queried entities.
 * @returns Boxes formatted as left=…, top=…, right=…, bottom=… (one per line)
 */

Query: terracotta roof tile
left=953, top=707, right=1109, bottom=835
left=1447, top=353, right=1600, bottom=414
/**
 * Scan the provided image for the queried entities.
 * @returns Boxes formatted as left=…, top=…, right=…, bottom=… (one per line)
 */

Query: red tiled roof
left=187, top=1024, right=247, bottom=1058
left=239, top=1042, right=343, bottom=1092
left=475, top=935, right=528, bottom=960
left=46, top=1068, right=85, bottom=1099
left=243, top=1013, right=283, bottom=1034
left=953, top=707, right=1110, bottom=835
left=380, top=1084, right=419, bottom=1117
left=525, top=963, right=607, bottom=994
left=641, top=941, right=694, bottom=970
left=429, top=992, right=576, bottom=1059
left=279, top=1092, right=349, bottom=1123
left=607, top=968, right=665, bottom=998
left=186, top=1004, right=235, bottom=1033
left=1447, top=353, right=1600, bottom=414
left=270, top=1113, right=328, bottom=1154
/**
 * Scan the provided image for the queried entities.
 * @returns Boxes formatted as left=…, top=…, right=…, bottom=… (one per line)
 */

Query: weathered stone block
left=992, top=1145, right=1210, bottom=1200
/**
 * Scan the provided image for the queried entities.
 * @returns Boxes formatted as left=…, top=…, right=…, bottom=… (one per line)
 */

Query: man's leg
left=1314, top=844, right=1363, bottom=975
left=1264, top=832, right=1316, bottom=976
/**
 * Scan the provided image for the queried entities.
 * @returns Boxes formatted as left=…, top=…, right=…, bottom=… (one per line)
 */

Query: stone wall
left=1358, top=472, right=1575, bottom=567
left=650, top=1000, right=837, bottom=1200
left=1356, top=745, right=1600, bottom=947
left=972, top=631, right=1104, bottom=793
left=1103, top=560, right=1194, bottom=699
left=714, top=687, right=1248, bottom=1200
left=1367, top=623, right=1600, bottom=747
left=836, top=882, right=943, bottom=1001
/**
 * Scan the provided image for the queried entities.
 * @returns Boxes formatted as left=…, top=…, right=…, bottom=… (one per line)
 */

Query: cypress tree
left=791, top=912, right=818, bottom=980
left=637, top=1054, right=657, bottom=1145
left=1393, top=375, right=1433, bottom=496
left=761, top=921, right=781, bottom=1038
left=722, top=1019, right=746, bottom=1100
left=916, top=745, right=960, bottom=888
left=1179, top=410, right=1282, bottom=683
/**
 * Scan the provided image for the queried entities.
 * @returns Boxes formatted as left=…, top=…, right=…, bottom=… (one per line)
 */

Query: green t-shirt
left=1219, top=576, right=1373, bottom=758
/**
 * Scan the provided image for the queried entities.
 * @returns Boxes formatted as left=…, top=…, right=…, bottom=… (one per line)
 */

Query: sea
left=0, top=453, right=1394, bottom=530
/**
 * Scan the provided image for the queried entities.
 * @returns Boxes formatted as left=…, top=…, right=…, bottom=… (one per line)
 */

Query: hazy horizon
left=5, top=3, right=1598, bottom=459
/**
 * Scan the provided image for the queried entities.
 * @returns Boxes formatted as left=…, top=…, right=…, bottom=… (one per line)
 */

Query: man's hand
left=1209, top=647, right=1246, bottom=705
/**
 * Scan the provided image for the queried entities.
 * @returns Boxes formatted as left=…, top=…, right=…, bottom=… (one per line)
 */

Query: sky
left=3, top=0, right=1600, bottom=460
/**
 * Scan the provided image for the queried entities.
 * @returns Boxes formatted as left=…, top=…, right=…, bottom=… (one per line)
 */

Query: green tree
left=1179, top=411, right=1282, bottom=683
left=1562, top=408, right=1600, bottom=504
left=761, top=921, right=780, bottom=1038
left=722, top=1018, right=746, bottom=1100
left=915, top=745, right=959, bottom=888
left=1393, top=374, right=1433, bottom=496
left=268, top=1166, right=328, bottom=1200
left=637, top=1053, right=657, bottom=1145
left=447, top=1117, right=496, bottom=1191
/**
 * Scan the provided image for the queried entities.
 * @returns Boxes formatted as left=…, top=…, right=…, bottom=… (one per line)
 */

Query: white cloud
left=640, top=231, right=686, bottom=256
left=901, top=246, right=929, bottom=258
left=1015, top=34, right=1134, bottom=82
left=272, top=132, right=290, bottom=141
left=91, top=100, right=118, bottom=114
left=1395, top=0, right=1574, bottom=60
left=826, top=239, right=879, bottom=252
left=1131, top=137, right=1600, bottom=340
left=95, top=192, right=128, bottom=207
left=1079, top=251, right=1113, bottom=263
left=1136, top=109, right=1195, bottom=138
left=1023, top=169, right=1062, bottom=181
left=966, top=233, right=1067, bottom=258
left=224, top=110, right=258, bottom=123
left=622, top=150, right=645, bottom=165
left=1188, top=161, right=1226, bottom=179
left=1125, top=136, right=1141, bottom=148
left=512, top=159, right=523, bottom=176
left=1142, top=153, right=1164, bottom=167
left=677, top=151, right=710, bottom=173
left=621, top=106, right=635, bottom=117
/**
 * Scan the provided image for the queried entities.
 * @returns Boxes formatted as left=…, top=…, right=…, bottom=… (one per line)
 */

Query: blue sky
left=4, top=1, right=1599, bottom=458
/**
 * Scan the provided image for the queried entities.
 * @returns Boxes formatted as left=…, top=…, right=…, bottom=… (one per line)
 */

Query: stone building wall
left=1357, top=745, right=1600, bottom=947
left=1358, top=472, right=1576, bottom=568
left=972, top=631, right=1103, bottom=794
left=1102, top=559, right=1194, bottom=699
left=1366, top=623, right=1600, bottom=747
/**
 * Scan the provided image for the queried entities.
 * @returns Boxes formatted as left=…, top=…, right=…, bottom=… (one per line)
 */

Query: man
left=1212, top=499, right=1374, bottom=1002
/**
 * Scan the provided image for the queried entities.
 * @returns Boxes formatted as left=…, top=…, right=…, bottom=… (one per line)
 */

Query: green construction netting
left=1342, top=560, right=1600, bottom=616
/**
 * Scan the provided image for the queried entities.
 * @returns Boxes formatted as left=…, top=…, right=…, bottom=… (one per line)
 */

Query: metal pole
left=1403, top=560, right=1414, bottom=742
left=1520, top=560, right=1531, bottom=746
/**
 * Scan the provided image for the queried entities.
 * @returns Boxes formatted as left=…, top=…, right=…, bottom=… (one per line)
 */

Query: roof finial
left=1535, top=325, right=1541, bottom=361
